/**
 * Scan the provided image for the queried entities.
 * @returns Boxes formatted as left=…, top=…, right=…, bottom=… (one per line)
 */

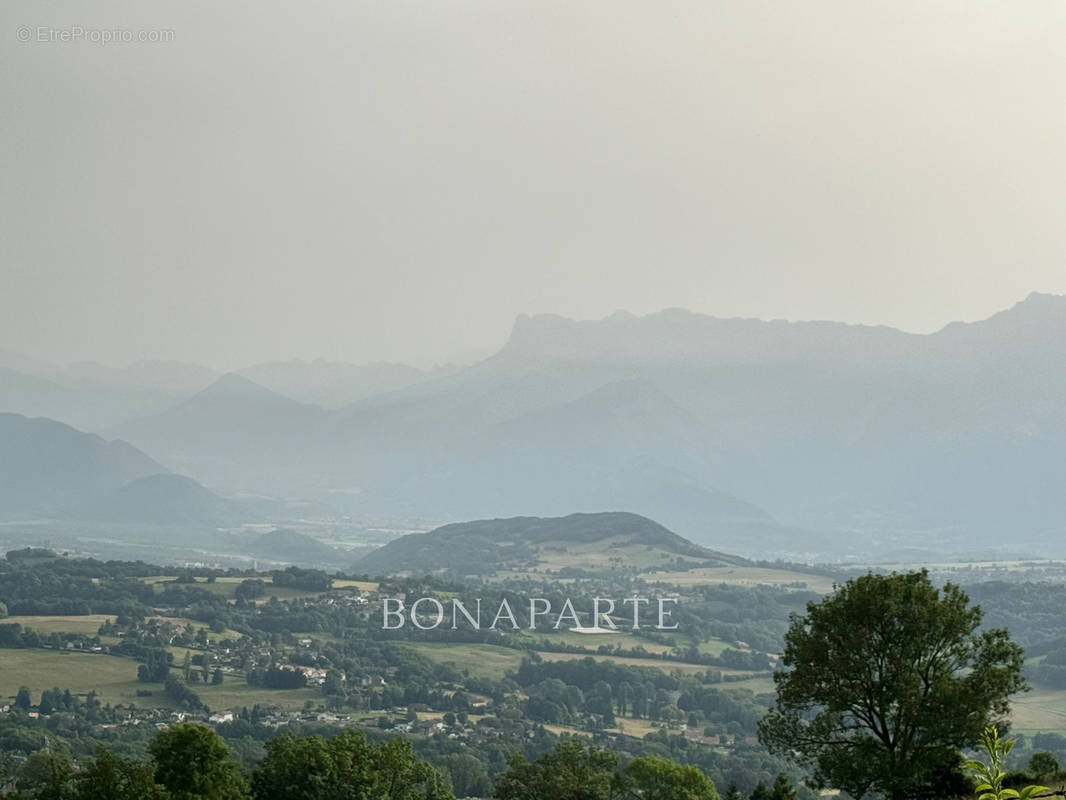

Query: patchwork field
left=405, top=644, right=1066, bottom=738
left=866, top=560, right=1065, bottom=572
left=718, top=675, right=776, bottom=696
left=180, top=681, right=321, bottom=712
left=609, top=716, right=664, bottom=739
left=655, top=632, right=735, bottom=657
left=333, top=579, right=379, bottom=592
left=531, top=537, right=705, bottom=572
left=405, top=640, right=763, bottom=681
left=139, top=575, right=333, bottom=602
left=539, top=717, right=663, bottom=741
left=404, top=643, right=525, bottom=680
left=537, top=650, right=755, bottom=677
left=522, top=629, right=678, bottom=655
left=0, top=649, right=320, bottom=712
left=3, top=614, right=116, bottom=636
left=1011, top=688, right=1066, bottom=735
left=0, top=649, right=147, bottom=707
left=641, top=566, right=837, bottom=594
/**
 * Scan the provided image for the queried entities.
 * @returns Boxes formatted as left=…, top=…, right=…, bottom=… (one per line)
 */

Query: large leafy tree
left=495, top=739, right=719, bottom=800
left=494, top=739, right=627, bottom=800
left=147, top=723, right=250, bottom=800
left=758, top=571, right=1025, bottom=800
left=75, top=749, right=164, bottom=800
left=17, top=749, right=74, bottom=800
left=622, top=756, right=719, bottom=800
left=251, top=730, right=453, bottom=800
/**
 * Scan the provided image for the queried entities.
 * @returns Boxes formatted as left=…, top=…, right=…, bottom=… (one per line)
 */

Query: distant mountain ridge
left=113, top=374, right=327, bottom=490
left=99, top=293, right=1066, bottom=558
left=0, top=412, right=167, bottom=515
left=6, top=293, right=1066, bottom=559
left=237, top=360, right=435, bottom=407
left=66, top=359, right=219, bottom=395
left=0, top=412, right=257, bottom=529
left=497, top=292, right=1066, bottom=364
left=495, top=307, right=916, bottom=366
left=0, top=358, right=217, bottom=431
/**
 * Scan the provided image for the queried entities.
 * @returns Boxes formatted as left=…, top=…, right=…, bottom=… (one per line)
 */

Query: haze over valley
left=3, top=292, right=1064, bottom=565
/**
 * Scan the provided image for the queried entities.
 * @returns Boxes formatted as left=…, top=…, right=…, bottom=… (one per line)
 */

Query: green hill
left=355, top=511, right=746, bottom=576
left=251, top=528, right=341, bottom=568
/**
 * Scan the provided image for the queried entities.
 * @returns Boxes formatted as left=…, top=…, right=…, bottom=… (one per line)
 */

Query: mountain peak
left=203, top=372, right=271, bottom=394
left=1022, top=289, right=1065, bottom=302
left=936, top=291, right=1066, bottom=345
left=0, top=413, right=166, bottom=514
left=185, top=373, right=317, bottom=410
left=236, top=359, right=428, bottom=407
left=1014, top=290, right=1066, bottom=315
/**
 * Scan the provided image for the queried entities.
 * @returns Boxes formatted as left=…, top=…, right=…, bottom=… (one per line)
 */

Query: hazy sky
left=2, top=1, right=1064, bottom=369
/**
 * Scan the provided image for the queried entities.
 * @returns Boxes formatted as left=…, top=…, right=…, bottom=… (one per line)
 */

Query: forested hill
left=355, top=511, right=747, bottom=576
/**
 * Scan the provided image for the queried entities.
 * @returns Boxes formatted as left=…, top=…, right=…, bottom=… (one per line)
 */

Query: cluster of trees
left=163, top=675, right=205, bottom=710
left=1023, top=637, right=1066, bottom=689
left=234, top=579, right=266, bottom=601
left=6, top=724, right=454, bottom=799
left=0, top=553, right=157, bottom=617
left=968, top=582, right=1066, bottom=651
left=11, top=728, right=731, bottom=800
left=661, top=584, right=817, bottom=658
left=34, top=688, right=80, bottom=716
left=495, top=738, right=720, bottom=800
left=511, top=655, right=767, bottom=733
left=524, top=677, right=616, bottom=726
left=247, top=665, right=307, bottom=690
left=517, top=657, right=674, bottom=726
left=0, top=691, right=800, bottom=800
left=270, top=567, right=332, bottom=592
left=136, top=649, right=172, bottom=683
left=0, top=623, right=48, bottom=649
left=8, top=685, right=105, bottom=721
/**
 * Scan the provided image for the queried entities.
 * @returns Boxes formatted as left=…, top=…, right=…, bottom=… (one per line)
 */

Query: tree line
left=5, top=723, right=725, bottom=800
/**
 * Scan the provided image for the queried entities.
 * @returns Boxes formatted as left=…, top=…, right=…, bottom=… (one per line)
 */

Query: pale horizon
left=1, top=289, right=1061, bottom=372
left=3, top=1, right=1065, bottom=370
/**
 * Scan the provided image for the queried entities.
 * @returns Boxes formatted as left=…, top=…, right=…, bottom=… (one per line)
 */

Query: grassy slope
left=0, top=650, right=143, bottom=707
left=405, top=641, right=765, bottom=680
left=3, top=615, right=116, bottom=636
left=403, top=643, right=525, bottom=681
left=1011, top=688, right=1066, bottom=735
